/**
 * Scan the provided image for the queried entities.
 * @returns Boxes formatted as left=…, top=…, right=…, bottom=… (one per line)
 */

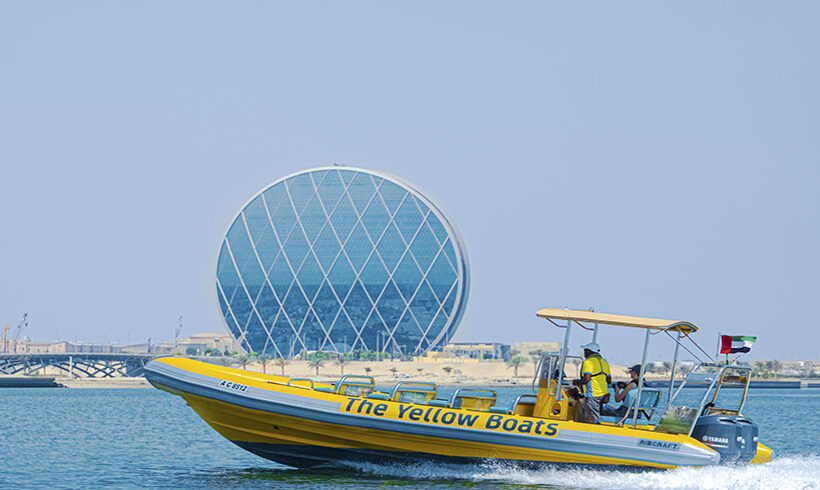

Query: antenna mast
left=175, top=315, right=183, bottom=349
left=11, top=313, right=28, bottom=353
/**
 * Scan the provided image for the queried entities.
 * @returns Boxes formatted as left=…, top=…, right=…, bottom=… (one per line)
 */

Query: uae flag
left=720, top=335, right=756, bottom=354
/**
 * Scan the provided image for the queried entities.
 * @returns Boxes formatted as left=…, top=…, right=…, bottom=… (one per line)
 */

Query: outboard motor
left=732, top=416, right=759, bottom=462
left=691, top=415, right=741, bottom=463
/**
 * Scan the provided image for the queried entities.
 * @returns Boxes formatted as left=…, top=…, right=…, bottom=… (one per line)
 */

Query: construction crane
left=11, top=313, right=28, bottom=353
left=2, top=324, right=8, bottom=353
left=174, top=316, right=183, bottom=349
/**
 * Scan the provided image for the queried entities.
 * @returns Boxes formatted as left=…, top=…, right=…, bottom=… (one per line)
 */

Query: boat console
left=531, top=353, right=581, bottom=421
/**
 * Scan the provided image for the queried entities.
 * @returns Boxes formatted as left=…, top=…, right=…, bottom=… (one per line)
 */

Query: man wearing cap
left=572, top=342, right=612, bottom=424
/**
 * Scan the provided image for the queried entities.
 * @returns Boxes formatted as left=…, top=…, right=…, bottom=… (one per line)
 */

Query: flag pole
left=716, top=331, right=721, bottom=364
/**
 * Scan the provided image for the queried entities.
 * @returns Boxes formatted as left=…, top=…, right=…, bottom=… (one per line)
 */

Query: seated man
left=602, top=364, right=645, bottom=418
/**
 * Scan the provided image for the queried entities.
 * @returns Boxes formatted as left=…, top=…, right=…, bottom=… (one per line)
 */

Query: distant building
left=215, top=166, right=470, bottom=358
left=412, top=351, right=481, bottom=363
left=120, top=343, right=175, bottom=355
left=512, top=341, right=561, bottom=355
left=178, top=333, right=238, bottom=356
left=442, top=342, right=510, bottom=360
left=13, top=341, right=69, bottom=354
left=66, top=343, right=127, bottom=354
left=12, top=340, right=177, bottom=355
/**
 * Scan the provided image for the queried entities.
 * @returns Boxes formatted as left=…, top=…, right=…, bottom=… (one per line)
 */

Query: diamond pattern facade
left=216, top=167, right=469, bottom=358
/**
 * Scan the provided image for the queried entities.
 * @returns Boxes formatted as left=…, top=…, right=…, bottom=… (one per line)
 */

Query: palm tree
left=335, top=357, right=345, bottom=376
left=389, top=367, right=398, bottom=376
left=258, top=354, right=273, bottom=374
left=529, top=349, right=544, bottom=375
left=507, top=356, right=527, bottom=377
left=364, top=366, right=372, bottom=376
left=236, top=354, right=250, bottom=370
left=772, top=360, right=782, bottom=378
left=442, top=366, right=453, bottom=375
left=752, top=360, right=766, bottom=377
left=308, top=358, right=324, bottom=376
left=276, top=358, right=288, bottom=376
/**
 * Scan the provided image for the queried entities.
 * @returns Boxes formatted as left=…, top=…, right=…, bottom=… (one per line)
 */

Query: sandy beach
left=237, top=359, right=636, bottom=387
left=48, top=359, right=633, bottom=388
left=27, top=359, right=811, bottom=388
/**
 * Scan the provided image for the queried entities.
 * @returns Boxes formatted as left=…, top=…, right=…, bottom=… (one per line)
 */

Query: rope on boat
left=662, top=329, right=714, bottom=364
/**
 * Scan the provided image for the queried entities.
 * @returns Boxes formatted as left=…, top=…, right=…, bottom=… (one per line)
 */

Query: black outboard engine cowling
left=691, top=415, right=740, bottom=463
left=733, top=416, right=759, bottom=463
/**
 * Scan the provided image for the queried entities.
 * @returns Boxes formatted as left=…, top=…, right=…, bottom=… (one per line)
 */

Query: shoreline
left=7, top=359, right=819, bottom=389
left=60, top=377, right=153, bottom=388
left=4, top=377, right=815, bottom=389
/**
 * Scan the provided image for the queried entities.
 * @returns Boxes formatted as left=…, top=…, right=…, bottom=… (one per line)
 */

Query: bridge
left=0, top=353, right=157, bottom=378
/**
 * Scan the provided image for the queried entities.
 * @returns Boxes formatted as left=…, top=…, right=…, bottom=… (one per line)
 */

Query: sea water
left=1, top=386, right=818, bottom=489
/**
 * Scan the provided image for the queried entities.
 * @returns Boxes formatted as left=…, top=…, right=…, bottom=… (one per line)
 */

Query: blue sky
left=1, top=2, right=818, bottom=364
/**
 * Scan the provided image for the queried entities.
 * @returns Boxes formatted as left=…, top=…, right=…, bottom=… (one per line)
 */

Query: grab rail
left=511, top=393, right=537, bottom=413
left=336, top=375, right=375, bottom=396
left=337, top=375, right=375, bottom=386
left=450, top=388, right=497, bottom=411
left=389, top=382, right=438, bottom=403
left=287, top=378, right=315, bottom=390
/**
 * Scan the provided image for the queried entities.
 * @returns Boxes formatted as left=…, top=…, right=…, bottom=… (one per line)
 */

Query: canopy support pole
left=592, top=324, right=599, bottom=343
left=554, top=319, right=572, bottom=401
left=632, top=328, right=651, bottom=427
left=667, top=332, right=681, bottom=406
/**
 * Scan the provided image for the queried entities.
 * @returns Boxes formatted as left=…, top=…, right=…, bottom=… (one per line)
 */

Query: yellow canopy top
left=535, top=308, right=698, bottom=333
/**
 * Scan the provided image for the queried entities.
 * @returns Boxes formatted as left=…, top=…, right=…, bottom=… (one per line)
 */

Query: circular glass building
left=215, top=166, right=469, bottom=358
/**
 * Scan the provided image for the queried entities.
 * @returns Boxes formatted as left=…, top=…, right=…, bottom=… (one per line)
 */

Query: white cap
left=580, top=342, right=601, bottom=353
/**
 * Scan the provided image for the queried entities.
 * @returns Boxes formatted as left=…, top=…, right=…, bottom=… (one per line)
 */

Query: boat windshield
left=533, top=352, right=582, bottom=395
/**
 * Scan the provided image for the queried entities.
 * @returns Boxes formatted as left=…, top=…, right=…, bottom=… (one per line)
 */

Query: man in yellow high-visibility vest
left=572, top=342, right=612, bottom=424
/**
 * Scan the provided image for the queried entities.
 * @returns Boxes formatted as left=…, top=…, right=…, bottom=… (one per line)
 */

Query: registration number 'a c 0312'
left=219, top=379, right=249, bottom=392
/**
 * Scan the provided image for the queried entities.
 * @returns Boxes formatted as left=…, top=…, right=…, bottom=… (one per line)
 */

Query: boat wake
left=342, top=455, right=820, bottom=489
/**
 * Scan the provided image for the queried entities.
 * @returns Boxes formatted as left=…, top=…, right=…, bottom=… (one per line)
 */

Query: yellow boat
left=144, top=309, right=773, bottom=469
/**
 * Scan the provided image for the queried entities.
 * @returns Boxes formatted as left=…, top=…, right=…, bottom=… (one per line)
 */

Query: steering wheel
left=701, top=402, right=714, bottom=416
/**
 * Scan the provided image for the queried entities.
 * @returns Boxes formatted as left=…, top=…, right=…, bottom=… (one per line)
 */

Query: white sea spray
left=343, top=456, right=820, bottom=490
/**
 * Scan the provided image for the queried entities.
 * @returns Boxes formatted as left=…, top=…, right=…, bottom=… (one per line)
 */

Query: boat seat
left=367, top=392, right=389, bottom=400
left=313, top=386, right=334, bottom=393
left=510, top=394, right=537, bottom=416
left=600, top=414, right=647, bottom=422
left=603, top=388, right=663, bottom=426
left=427, top=399, right=449, bottom=407
left=390, top=382, right=438, bottom=404
left=600, top=416, right=653, bottom=426
left=486, top=394, right=537, bottom=415
left=450, top=388, right=497, bottom=412
left=335, top=375, right=376, bottom=397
